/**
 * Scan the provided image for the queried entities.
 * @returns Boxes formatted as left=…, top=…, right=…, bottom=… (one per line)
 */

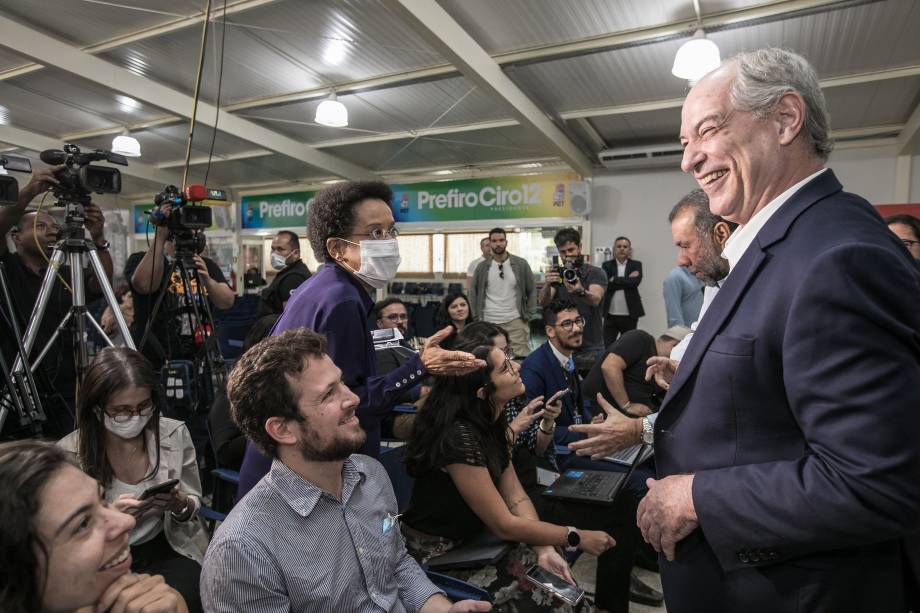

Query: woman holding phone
left=402, top=335, right=616, bottom=612
left=0, top=440, right=188, bottom=613
left=58, top=347, right=207, bottom=612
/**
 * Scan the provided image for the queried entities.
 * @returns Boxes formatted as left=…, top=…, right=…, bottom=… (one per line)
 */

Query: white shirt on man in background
left=482, top=259, right=519, bottom=323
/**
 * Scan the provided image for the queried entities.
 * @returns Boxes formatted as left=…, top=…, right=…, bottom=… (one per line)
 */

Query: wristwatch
left=640, top=416, right=654, bottom=445
left=565, top=526, right=581, bottom=551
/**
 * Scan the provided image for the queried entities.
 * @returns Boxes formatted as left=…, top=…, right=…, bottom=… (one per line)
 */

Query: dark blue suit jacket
left=519, top=341, right=593, bottom=447
left=655, top=170, right=920, bottom=612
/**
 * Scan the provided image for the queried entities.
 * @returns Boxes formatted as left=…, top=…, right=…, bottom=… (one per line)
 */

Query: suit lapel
left=657, top=169, right=844, bottom=426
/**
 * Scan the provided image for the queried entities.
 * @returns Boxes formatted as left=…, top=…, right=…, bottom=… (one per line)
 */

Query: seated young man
left=582, top=326, right=689, bottom=417
left=200, top=328, right=489, bottom=613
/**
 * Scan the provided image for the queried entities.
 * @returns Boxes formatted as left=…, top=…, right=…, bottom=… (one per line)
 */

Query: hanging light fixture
left=671, top=29, right=721, bottom=82
left=315, top=91, right=348, bottom=127
left=111, top=132, right=141, bottom=157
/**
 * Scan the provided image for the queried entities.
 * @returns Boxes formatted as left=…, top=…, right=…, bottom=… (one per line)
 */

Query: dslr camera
left=40, top=144, right=126, bottom=202
left=551, top=255, right=585, bottom=285
left=0, top=154, right=33, bottom=206
left=152, top=184, right=227, bottom=267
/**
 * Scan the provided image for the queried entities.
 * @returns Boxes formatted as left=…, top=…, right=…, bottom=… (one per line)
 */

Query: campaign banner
left=240, top=190, right=316, bottom=229
left=239, top=171, right=582, bottom=229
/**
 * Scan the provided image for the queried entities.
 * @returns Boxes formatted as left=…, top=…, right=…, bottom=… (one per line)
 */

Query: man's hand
left=18, top=165, right=61, bottom=205
left=636, top=474, right=698, bottom=562
left=563, top=276, right=584, bottom=296
left=193, top=255, right=211, bottom=283
left=645, top=356, right=679, bottom=390
left=544, top=269, right=561, bottom=285
left=568, top=393, right=642, bottom=459
left=84, top=202, right=106, bottom=241
left=628, top=270, right=640, bottom=278
left=445, top=601, right=492, bottom=612
left=420, top=326, right=487, bottom=376
left=94, top=573, right=188, bottom=613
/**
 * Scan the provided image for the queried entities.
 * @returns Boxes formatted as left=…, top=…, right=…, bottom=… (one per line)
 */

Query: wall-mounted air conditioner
left=598, top=144, right=684, bottom=170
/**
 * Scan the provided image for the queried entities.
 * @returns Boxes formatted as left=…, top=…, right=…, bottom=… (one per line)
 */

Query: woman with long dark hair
left=402, top=336, right=615, bottom=612
left=460, top=322, right=643, bottom=613
left=0, top=440, right=187, bottom=613
left=58, top=347, right=208, bottom=612
left=437, top=291, right=474, bottom=334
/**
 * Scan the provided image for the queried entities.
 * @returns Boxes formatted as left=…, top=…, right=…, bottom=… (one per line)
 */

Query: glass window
left=396, top=234, right=432, bottom=275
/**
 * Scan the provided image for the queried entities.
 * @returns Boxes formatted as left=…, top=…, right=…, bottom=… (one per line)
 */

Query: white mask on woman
left=338, top=239, right=401, bottom=289
left=102, top=412, right=152, bottom=439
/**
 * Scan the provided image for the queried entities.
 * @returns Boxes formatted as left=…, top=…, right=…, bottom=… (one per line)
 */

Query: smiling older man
left=636, top=48, right=920, bottom=613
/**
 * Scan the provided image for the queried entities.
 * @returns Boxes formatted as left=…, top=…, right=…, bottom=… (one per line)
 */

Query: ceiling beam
left=0, top=0, right=282, bottom=82
left=0, top=124, right=178, bottom=186
left=0, top=15, right=376, bottom=180
left=386, top=0, right=594, bottom=177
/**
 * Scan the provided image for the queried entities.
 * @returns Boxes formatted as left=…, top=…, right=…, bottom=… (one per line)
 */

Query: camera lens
left=562, top=268, right=578, bottom=284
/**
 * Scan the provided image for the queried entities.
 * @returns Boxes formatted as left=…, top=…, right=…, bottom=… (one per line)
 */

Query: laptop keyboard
left=577, top=472, right=609, bottom=496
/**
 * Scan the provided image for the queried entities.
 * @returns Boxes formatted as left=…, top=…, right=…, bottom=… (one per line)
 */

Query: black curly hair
left=307, top=181, right=394, bottom=262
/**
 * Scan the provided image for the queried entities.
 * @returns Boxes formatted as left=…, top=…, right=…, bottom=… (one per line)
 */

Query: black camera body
left=153, top=184, right=227, bottom=268
left=551, top=255, right=585, bottom=285
left=0, top=154, right=32, bottom=206
left=40, top=145, right=126, bottom=203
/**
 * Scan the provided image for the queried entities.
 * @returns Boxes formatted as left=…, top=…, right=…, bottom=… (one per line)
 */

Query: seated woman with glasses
left=461, top=322, right=642, bottom=613
left=0, top=440, right=187, bottom=613
left=401, top=335, right=616, bottom=612
left=58, top=347, right=208, bottom=613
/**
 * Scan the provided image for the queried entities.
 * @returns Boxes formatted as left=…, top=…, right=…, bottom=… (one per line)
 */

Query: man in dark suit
left=637, top=48, right=920, bottom=613
left=601, top=237, right=645, bottom=346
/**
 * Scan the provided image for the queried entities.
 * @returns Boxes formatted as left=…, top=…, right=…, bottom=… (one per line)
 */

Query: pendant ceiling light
left=671, top=29, right=721, bottom=82
left=315, top=92, right=348, bottom=127
left=111, top=133, right=142, bottom=157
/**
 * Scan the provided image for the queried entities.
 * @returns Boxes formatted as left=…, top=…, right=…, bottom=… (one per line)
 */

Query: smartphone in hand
left=138, top=478, right=179, bottom=500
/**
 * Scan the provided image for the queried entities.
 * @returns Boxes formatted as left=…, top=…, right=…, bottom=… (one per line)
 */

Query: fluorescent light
left=112, top=134, right=141, bottom=157
left=672, top=29, right=721, bottom=82
left=322, top=38, right=349, bottom=66
left=315, top=93, right=348, bottom=127
left=432, top=169, right=453, bottom=176
left=116, top=95, right=141, bottom=113
left=0, top=104, right=8, bottom=125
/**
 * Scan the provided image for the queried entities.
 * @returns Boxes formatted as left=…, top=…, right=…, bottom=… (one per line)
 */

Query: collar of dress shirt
left=722, top=168, right=827, bottom=272
left=268, top=456, right=364, bottom=517
left=548, top=340, right=571, bottom=370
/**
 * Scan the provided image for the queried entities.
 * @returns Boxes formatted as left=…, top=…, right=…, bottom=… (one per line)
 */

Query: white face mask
left=270, top=252, right=288, bottom=271
left=340, top=239, right=401, bottom=289
left=102, top=412, right=152, bottom=439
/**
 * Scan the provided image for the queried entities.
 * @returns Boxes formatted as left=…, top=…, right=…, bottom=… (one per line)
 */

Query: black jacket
left=601, top=258, right=645, bottom=318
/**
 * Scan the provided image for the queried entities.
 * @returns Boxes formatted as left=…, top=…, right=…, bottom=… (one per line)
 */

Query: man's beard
left=297, top=419, right=367, bottom=462
left=492, top=245, right=506, bottom=255
left=558, top=333, right=583, bottom=352
left=693, top=247, right=729, bottom=287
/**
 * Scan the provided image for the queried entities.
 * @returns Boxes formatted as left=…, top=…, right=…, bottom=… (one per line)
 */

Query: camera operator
left=126, top=201, right=234, bottom=371
left=539, top=228, right=607, bottom=373
left=0, top=166, right=114, bottom=439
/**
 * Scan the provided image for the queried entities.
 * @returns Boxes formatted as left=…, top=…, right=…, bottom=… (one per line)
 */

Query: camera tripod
left=1, top=201, right=134, bottom=433
left=138, top=244, right=227, bottom=402
left=0, top=262, right=46, bottom=436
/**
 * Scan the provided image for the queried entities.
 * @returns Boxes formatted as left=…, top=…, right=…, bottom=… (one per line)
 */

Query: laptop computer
left=426, top=530, right=511, bottom=570
left=542, top=444, right=647, bottom=505
left=603, top=443, right=655, bottom=467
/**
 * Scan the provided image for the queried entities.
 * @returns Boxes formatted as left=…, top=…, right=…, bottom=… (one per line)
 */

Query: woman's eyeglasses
left=98, top=399, right=155, bottom=423
left=352, top=227, right=400, bottom=240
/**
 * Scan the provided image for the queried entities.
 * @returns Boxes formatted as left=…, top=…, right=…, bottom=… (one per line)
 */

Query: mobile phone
left=139, top=479, right=179, bottom=500
left=523, top=564, right=585, bottom=606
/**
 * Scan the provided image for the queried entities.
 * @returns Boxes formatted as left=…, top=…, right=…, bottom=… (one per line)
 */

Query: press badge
left=383, top=512, right=401, bottom=534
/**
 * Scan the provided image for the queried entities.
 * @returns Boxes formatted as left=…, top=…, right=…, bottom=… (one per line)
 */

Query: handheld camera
left=152, top=184, right=227, bottom=268
left=0, top=154, right=32, bottom=206
left=39, top=144, right=126, bottom=203
left=551, top=255, right=585, bottom=285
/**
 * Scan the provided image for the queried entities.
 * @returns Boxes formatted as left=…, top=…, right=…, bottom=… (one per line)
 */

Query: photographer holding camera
left=0, top=165, right=114, bottom=439
left=539, top=228, right=607, bottom=374
left=126, top=200, right=234, bottom=371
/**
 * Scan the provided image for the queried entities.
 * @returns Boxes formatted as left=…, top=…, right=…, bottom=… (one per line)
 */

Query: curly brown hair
left=227, top=328, right=328, bottom=457
left=307, top=180, right=393, bottom=262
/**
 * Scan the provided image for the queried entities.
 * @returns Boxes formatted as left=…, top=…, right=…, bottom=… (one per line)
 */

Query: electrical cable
left=203, top=0, right=229, bottom=187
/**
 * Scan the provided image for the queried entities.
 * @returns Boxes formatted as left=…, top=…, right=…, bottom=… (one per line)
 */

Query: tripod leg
left=86, top=313, right=115, bottom=348
left=13, top=248, right=67, bottom=373
left=86, top=249, right=135, bottom=350
left=68, top=250, right=89, bottom=382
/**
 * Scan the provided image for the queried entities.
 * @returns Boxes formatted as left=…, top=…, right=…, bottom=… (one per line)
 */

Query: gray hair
left=668, top=189, right=738, bottom=235
left=728, top=48, right=833, bottom=160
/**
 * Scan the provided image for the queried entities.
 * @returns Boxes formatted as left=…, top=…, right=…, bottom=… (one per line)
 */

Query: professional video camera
left=152, top=184, right=227, bottom=267
left=39, top=144, right=126, bottom=202
left=551, top=255, right=585, bottom=285
left=0, top=154, right=32, bottom=206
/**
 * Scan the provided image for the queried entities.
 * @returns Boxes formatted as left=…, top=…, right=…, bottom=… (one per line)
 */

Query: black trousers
left=131, top=529, right=202, bottom=613
left=603, top=315, right=638, bottom=347
left=528, top=482, right=640, bottom=613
